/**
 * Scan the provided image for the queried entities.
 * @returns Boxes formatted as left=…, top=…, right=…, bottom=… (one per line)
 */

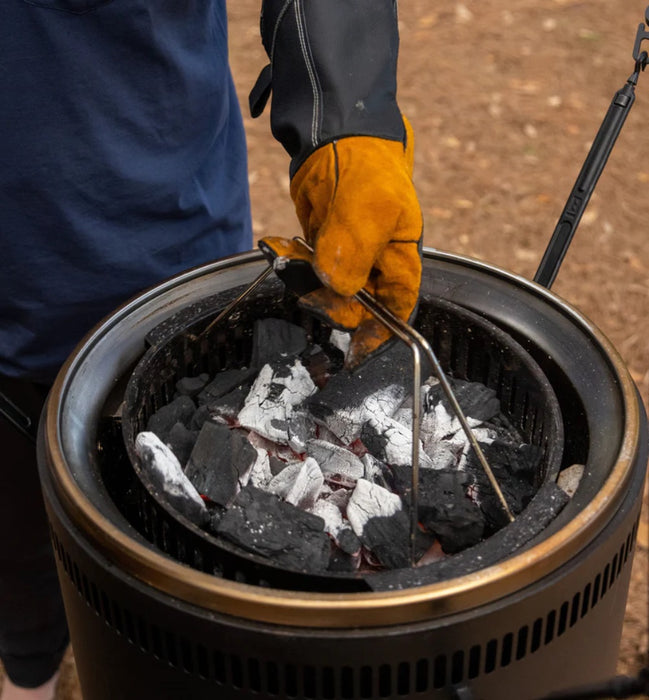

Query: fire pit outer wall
left=38, top=250, right=648, bottom=700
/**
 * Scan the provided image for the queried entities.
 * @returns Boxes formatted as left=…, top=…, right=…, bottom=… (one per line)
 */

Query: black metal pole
left=534, top=78, right=637, bottom=289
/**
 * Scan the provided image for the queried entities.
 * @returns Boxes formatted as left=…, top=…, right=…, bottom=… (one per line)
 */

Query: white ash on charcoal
left=215, top=486, right=331, bottom=573
left=184, top=422, right=258, bottom=507
left=134, top=432, right=208, bottom=525
left=237, top=358, right=317, bottom=445
left=305, top=343, right=416, bottom=444
left=266, top=457, right=324, bottom=509
left=310, top=498, right=361, bottom=556
left=306, top=439, right=365, bottom=480
left=361, top=414, right=436, bottom=470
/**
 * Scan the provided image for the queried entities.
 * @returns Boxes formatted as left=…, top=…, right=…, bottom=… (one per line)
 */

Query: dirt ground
left=2, top=1, right=647, bottom=697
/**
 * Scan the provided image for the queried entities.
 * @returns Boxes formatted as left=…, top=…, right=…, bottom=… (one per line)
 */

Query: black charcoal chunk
left=216, top=487, right=330, bottom=573
left=250, top=318, right=308, bottom=368
left=362, top=511, right=411, bottom=570
left=205, top=385, right=249, bottom=421
left=426, top=377, right=500, bottom=422
left=146, top=395, right=196, bottom=442
left=165, top=422, right=198, bottom=468
left=392, top=465, right=484, bottom=554
left=367, top=482, right=569, bottom=592
left=189, top=404, right=212, bottom=431
left=176, top=373, right=210, bottom=398
left=185, top=423, right=257, bottom=506
left=465, top=442, right=538, bottom=532
left=197, top=368, right=257, bottom=407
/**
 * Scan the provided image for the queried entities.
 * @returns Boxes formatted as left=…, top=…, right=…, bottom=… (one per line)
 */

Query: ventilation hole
left=112, top=601, right=123, bottom=636
left=303, top=665, right=317, bottom=699
left=592, top=574, right=602, bottom=607
left=610, top=554, right=619, bottom=587
left=322, top=666, right=335, bottom=699
left=378, top=664, right=392, bottom=697
left=433, top=654, right=447, bottom=688
left=397, top=661, right=410, bottom=695
left=581, top=584, right=592, bottom=618
left=415, top=658, right=429, bottom=692
left=360, top=665, right=373, bottom=698
left=545, top=610, right=556, bottom=645
left=267, top=661, right=280, bottom=696
left=151, top=625, right=163, bottom=661
left=123, top=609, right=136, bottom=644
left=516, top=626, right=528, bottom=661
left=500, top=633, right=513, bottom=668
left=165, top=631, right=178, bottom=668
left=601, top=564, right=611, bottom=596
left=570, top=592, right=581, bottom=628
left=451, top=650, right=464, bottom=684
left=230, top=655, right=243, bottom=689
left=100, top=592, right=112, bottom=626
left=180, top=638, right=193, bottom=675
left=197, top=645, right=209, bottom=680
left=138, top=618, right=150, bottom=653
left=285, top=663, right=298, bottom=698
left=624, top=532, right=632, bottom=561
left=468, top=646, right=481, bottom=679
left=81, top=574, right=91, bottom=608
left=557, top=602, right=569, bottom=637
left=341, top=666, right=354, bottom=699
left=531, top=618, right=543, bottom=653
left=484, top=640, right=498, bottom=674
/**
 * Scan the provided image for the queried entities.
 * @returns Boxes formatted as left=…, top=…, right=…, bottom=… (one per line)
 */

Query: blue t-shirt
left=0, top=1, right=253, bottom=382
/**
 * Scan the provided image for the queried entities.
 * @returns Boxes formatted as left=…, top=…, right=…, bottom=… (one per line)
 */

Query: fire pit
left=38, top=249, right=648, bottom=699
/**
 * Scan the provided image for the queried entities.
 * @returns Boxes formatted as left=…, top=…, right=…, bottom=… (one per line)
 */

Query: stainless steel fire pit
left=38, top=250, right=648, bottom=700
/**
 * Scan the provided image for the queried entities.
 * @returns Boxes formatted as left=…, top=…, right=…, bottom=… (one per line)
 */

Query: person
left=0, top=1, right=422, bottom=698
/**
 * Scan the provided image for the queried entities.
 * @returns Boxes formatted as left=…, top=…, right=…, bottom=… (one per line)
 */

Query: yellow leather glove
left=260, top=119, right=423, bottom=369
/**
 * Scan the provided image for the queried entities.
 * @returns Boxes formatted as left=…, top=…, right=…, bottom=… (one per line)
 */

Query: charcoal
left=482, top=439, right=542, bottom=478
left=238, top=359, right=317, bottom=444
left=216, top=486, right=330, bottom=573
left=197, top=367, right=257, bottom=406
left=361, top=511, right=411, bottom=569
left=185, top=423, right=257, bottom=506
left=269, top=454, right=288, bottom=476
left=175, top=373, right=210, bottom=398
left=301, top=344, right=334, bottom=388
left=267, top=457, right=324, bottom=509
left=310, top=499, right=361, bottom=554
left=248, top=447, right=273, bottom=489
left=305, top=343, right=417, bottom=444
left=250, top=318, right=308, bottom=368
left=368, top=482, right=570, bottom=591
left=247, top=430, right=300, bottom=465
left=557, top=463, right=584, bottom=498
left=306, top=439, right=364, bottom=480
left=361, top=453, right=392, bottom=489
left=328, top=548, right=361, bottom=573
left=205, top=385, right=249, bottom=421
left=134, top=432, right=207, bottom=525
left=286, top=410, right=317, bottom=453
left=465, top=442, right=537, bottom=531
left=347, top=479, right=403, bottom=537
left=165, top=422, right=198, bottom=467
left=426, top=377, right=500, bottom=423
left=360, top=415, right=435, bottom=469
left=328, top=329, right=351, bottom=356
left=189, top=404, right=212, bottom=431
left=146, top=395, right=196, bottom=442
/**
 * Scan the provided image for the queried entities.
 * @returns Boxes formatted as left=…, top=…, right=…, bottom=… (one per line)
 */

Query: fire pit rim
left=41, top=250, right=643, bottom=629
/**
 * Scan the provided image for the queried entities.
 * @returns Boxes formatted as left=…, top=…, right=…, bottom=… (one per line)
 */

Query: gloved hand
left=260, top=118, right=423, bottom=369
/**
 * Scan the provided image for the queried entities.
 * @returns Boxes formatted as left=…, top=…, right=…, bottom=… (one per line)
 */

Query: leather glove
left=260, top=118, right=423, bottom=369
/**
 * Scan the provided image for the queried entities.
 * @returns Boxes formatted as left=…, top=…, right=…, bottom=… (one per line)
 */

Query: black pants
left=0, top=376, right=69, bottom=687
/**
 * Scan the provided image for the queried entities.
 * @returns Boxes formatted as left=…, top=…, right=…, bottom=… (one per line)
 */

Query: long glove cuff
left=251, top=0, right=405, bottom=176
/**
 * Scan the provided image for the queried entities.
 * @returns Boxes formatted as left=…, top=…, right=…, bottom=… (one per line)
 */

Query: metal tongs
left=195, top=237, right=513, bottom=566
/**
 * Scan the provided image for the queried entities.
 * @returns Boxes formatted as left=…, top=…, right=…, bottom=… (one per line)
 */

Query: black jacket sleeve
left=250, top=0, right=405, bottom=176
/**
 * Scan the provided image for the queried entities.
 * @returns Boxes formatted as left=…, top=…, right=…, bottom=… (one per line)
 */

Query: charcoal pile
left=134, top=318, right=542, bottom=574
